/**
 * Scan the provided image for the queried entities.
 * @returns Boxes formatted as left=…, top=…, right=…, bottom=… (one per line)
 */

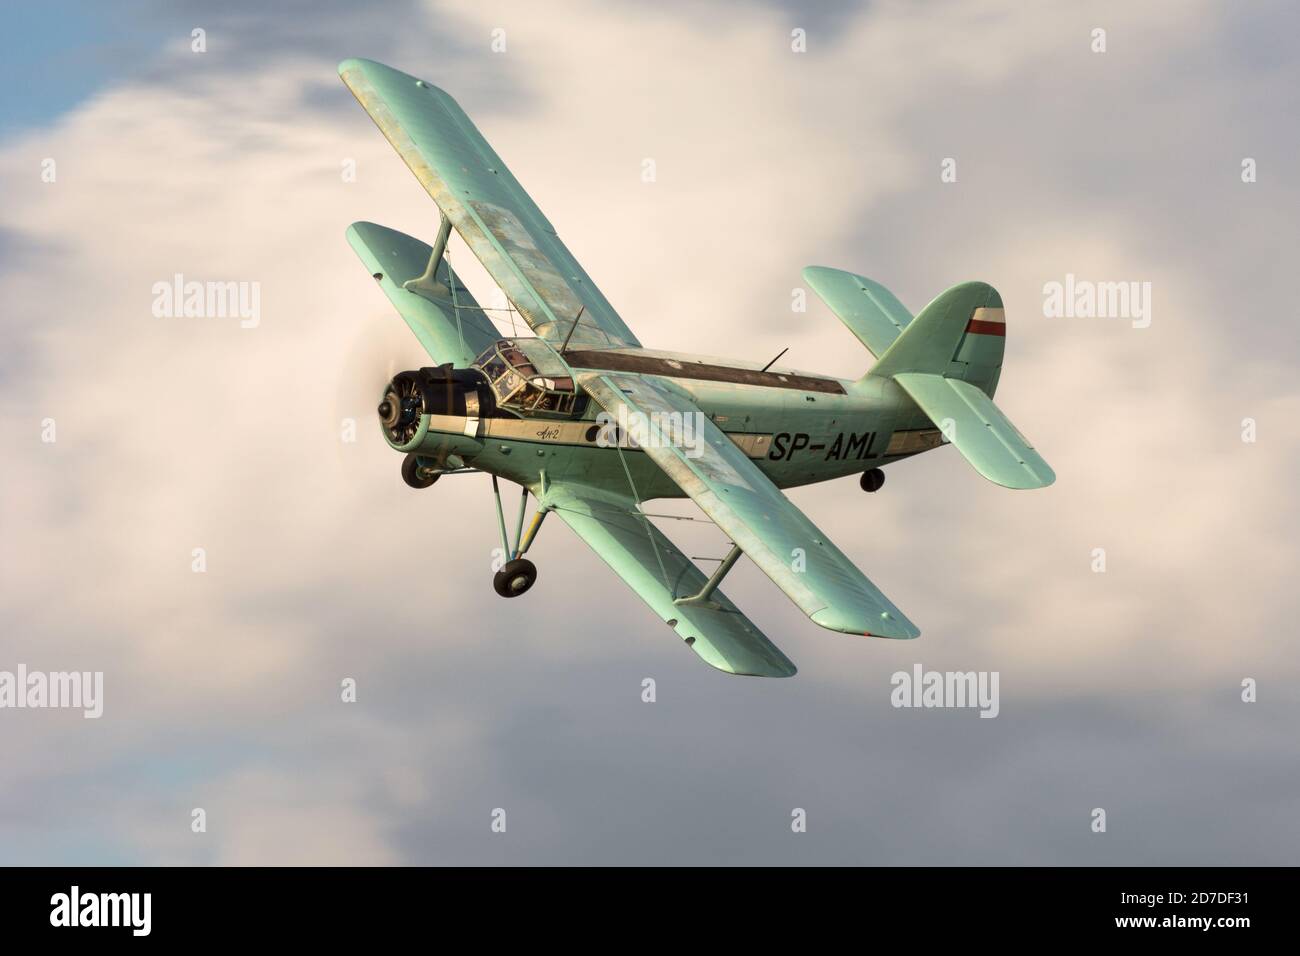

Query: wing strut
left=402, top=214, right=453, bottom=301
left=674, top=543, right=742, bottom=609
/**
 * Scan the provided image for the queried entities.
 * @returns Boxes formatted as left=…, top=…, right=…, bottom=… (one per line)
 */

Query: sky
left=0, top=0, right=1297, bottom=864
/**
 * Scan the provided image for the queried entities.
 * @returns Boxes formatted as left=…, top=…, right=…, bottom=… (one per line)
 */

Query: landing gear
left=860, top=468, right=885, bottom=493
left=493, top=558, right=538, bottom=598
left=401, top=453, right=440, bottom=489
left=488, top=475, right=549, bottom=598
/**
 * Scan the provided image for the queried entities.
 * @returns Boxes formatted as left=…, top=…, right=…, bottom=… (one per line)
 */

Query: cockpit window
left=498, top=370, right=523, bottom=395
left=515, top=384, right=545, bottom=409
left=474, top=339, right=582, bottom=418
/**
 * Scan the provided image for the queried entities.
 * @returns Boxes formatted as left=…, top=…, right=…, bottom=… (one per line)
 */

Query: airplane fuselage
left=390, top=344, right=945, bottom=500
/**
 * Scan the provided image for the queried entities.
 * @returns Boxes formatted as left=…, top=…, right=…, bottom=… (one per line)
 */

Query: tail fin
left=868, top=281, right=1005, bottom=395
left=867, top=280, right=1054, bottom=490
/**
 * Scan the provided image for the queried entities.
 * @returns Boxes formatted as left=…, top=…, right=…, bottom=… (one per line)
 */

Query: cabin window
left=474, top=339, right=581, bottom=417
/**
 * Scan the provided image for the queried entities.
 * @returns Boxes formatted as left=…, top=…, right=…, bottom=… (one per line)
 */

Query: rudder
left=867, top=281, right=1004, bottom=397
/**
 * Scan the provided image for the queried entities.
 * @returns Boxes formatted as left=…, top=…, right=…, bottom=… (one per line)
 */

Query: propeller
left=332, top=314, right=429, bottom=453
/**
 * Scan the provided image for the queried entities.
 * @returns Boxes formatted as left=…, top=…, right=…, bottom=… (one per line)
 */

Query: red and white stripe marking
left=965, top=306, right=1006, bottom=336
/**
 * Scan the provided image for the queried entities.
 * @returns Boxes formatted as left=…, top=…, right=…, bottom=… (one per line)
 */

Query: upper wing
left=893, top=373, right=1055, bottom=489
left=576, top=372, right=920, bottom=639
left=541, top=485, right=796, bottom=678
left=346, top=221, right=498, bottom=367
left=803, top=266, right=913, bottom=358
left=339, top=58, right=640, bottom=352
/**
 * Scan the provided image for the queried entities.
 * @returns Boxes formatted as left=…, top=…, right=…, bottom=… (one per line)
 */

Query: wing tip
left=717, top=660, right=799, bottom=679
left=985, top=462, right=1056, bottom=490
left=338, top=56, right=372, bottom=79
left=812, top=606, right=920, bottom=640
left=684, top=631, right=799, bottom=678
left=338, top=57, right=450, bottom=98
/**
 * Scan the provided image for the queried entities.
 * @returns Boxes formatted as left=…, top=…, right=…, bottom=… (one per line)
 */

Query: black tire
left=860, top=468, right=885, bottom=493
left=493, top=558, right=537, bottom=598
left=401, top=454, right=440, bottom=489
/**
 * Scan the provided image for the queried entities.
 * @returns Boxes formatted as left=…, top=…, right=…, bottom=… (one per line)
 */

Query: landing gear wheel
left=860, top=468, right=885, bottom=493
left=493, top=558, right=537, bottom=598
left=401, top=454, right=440, bottom=489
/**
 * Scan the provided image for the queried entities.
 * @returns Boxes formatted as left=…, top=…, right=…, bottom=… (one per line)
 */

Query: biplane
left=340, top=58, right=1054, bottom=678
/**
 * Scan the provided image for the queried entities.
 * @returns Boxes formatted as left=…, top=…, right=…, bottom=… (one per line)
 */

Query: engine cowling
left=377, top=364, right=493, bottom=448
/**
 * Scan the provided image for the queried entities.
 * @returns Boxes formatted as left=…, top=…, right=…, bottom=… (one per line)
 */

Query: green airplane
left=339, top=58, right=1054, bottom=678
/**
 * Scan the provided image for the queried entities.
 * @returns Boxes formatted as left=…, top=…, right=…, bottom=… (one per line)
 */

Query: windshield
left=474, top=340, right=580, bottom=417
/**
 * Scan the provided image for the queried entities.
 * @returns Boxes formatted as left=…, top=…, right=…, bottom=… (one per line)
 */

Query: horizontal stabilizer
left=893, top=373, right=1055, bottom=489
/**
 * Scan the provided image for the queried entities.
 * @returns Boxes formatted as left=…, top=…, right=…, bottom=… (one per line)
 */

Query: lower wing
left=541, top=485, right=796, bottom=678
